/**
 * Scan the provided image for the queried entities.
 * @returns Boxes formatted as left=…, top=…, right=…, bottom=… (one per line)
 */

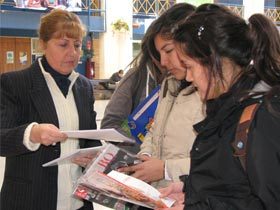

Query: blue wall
left=215, top=0, right=242, bottom=4
left=265, top=0, right=280, bottom=6
left=0, top=6, right=106, bottom=34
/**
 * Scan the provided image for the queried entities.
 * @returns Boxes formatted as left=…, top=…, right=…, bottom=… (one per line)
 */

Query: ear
left=39, top=39, right=47, bottom=52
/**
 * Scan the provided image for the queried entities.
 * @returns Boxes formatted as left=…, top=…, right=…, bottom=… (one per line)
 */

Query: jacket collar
left=29, top=58, right=83, bottom=128
left=29, top=60, right=59, bottom=126
left=193, top=80, right=267, bottom=135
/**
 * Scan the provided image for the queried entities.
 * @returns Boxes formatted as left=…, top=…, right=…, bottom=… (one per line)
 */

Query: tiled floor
left=0, top=100, right=111, bottom=209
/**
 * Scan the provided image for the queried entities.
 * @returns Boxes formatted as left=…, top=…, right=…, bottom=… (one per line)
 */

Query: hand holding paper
left=118, top=155, right=165, bottom=183
left=71, top=154, right=96, bottom=168
left=73, top=143, right=175, bottom=209
left=108, top=170, right=175, bottom=208
left=42, top=145, right=105, bottom=167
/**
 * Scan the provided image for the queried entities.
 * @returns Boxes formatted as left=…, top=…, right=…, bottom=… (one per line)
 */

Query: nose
left=185, top=71, right=193, bottom=82
left=160, top=54, right=169, bottom=68
left=68, top=44, right=78, bottom=56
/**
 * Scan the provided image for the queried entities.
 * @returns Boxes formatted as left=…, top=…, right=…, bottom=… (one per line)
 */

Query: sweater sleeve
left=101, top=69, right=140, bottom=137
left=165, top=158, right=191, bottom=181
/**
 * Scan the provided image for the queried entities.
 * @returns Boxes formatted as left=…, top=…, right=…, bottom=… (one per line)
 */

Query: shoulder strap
left=232, top=103, right=260, bottom=171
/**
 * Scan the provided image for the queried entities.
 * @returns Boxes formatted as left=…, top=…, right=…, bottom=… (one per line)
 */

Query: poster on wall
left=19, top=52, right=28, bottom=65
left=14, top=0, right=26, bottom=8
left=13, top=0, right=82, bottom=11
left=6, top=51, right=14, bottom=64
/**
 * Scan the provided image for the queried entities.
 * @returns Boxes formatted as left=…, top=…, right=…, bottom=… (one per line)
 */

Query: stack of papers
left=42, top=129, right=135, bottom=167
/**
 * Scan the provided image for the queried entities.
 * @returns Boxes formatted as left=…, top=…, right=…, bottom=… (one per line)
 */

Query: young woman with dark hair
left=119, top=3, right=205, bottom=190
left=157, top=4, right=280, bottom=210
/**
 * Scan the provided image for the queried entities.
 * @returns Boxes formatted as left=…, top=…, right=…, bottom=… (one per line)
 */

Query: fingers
left=159, top=187, right=172, bottom=198
left=131, top=170, right=150, bottom=182
left=117, top=164, right=150, bottom=182
left=72, top=158, right=88, bottom=168
left=72, top=153, right=97, bottom=168
left=139, top=154, right=151, bottom=161
left=159, top=182, right=183, bottom=198
left=73, top=156, right=93, bottom=167
left=155, top=203, right=184, bottom=210
left=30, top=124, right=68, bottom=146
left=118, top=158, right=164, bottom=183
left=118, top=163, right=140, bottom=173
left=118, top=155, right=149, bottom=173
left=49, top=131, right=67, bottom=141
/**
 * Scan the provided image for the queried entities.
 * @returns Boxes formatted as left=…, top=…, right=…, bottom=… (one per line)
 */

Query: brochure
left=62, top=128, right=135, bottom=143
left=75, top=170, right=175, bottom=209
left=128, top=86, right=160, bottom=144
left=81, top=143, right=140, bottom=174
left=73, top=143, right=175, bottom=209
left=74, top=185, right=138, bottom=210
left=42, top=145, right=106, bottom=167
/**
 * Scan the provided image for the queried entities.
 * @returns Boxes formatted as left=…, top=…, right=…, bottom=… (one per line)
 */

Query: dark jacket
left=183, top=82, right=280, bottom=210
left=0, top=60, right=101, bottom=210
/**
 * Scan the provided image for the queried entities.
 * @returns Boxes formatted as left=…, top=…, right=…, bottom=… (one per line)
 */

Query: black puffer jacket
left=183, top=82, right=280, bottom=210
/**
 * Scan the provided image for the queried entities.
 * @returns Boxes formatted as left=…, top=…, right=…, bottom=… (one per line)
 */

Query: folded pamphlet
left=128, top=86, right=160, bottom=144
left=42, top=145, right=105, bottom=167
left=73, top=143, right=175, bottom=209
left=62, top=128, right=134, bottom=143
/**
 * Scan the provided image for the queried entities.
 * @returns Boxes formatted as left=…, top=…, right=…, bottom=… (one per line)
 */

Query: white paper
left=108, top=170, right=175, bottom=208
left=42, top=146, right=105, bottom=167
left=62, top=128, right=134, bottom=143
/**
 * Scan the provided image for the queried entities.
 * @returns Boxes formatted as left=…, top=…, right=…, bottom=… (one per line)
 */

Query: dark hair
left=128, top=3, right=196, bottom=88
left=145, top=3, right=196, bottom=63
left=173, top=3, right=280, bottom=102
left=248, top=14, right=280, bottom=86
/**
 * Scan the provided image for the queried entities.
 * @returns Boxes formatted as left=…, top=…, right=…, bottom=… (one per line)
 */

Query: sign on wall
left=6, top=51, right=14, bottom=64
left=19, top=52, right=28, bottom=65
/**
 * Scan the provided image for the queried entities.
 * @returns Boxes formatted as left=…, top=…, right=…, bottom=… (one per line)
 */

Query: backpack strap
left=232, top=103, right=260, bottom=171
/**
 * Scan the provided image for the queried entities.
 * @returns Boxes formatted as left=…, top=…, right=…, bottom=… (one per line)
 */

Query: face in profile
left=176, top=45, right=234, bottom=101
left=42, top=36, right=82, bottom=75
left=175, top=46, right=210, bottom=100
left=154, top=34, right=186, bottom=80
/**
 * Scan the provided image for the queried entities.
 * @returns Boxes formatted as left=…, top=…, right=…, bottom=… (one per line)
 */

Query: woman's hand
left=72, top=154, right=95, bottom=168
left=155, top=204, right=184, bottom=210
left=30, top=123, right=67, bottom=146
left=118, top=155, right=164, bottom=183
left=155, top=182, right=184, bottom=210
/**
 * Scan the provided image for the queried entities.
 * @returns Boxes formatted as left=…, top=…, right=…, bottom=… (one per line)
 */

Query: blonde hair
left=38, top=9, right=86, bottom=42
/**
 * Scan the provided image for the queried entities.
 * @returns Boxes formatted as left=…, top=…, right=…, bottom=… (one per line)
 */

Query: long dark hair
left=127, top=3, right=196, bottom=96
left=144, top=3, right=196, bottom=63
left=173, top=3, right=280, bottom=103
left=128, top=3, right=196, bottom=85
